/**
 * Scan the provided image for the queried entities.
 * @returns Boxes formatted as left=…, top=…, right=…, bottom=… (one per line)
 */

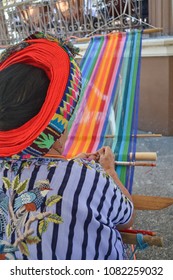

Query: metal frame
left=0, top=1, right=148, bottom=45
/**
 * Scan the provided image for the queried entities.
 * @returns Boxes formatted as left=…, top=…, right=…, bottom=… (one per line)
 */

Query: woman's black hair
left=0, top=63, right=49, bottom=131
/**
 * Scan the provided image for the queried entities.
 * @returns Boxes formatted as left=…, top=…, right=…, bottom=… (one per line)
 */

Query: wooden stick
left=105, top=133, right=162, bottom=138
left=120, top=229, right=157, bottom=236
left=143, top=28, right=163, bottom=34
left=76, top=28, right=163, bottom=43
left=121, top=232, right=163, bottom=247
left=132, top=195, right=173, bottom=210
left=129, top=152, right=157, bottom=161
left=115, top=161, right=156, bottom=167
left=134, top=134, right=162, bottom=138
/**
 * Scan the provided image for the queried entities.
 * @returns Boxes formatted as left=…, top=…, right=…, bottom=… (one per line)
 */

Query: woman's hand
left=97, top=146, right=134, bottom=229
left=97, top=146, right=115, bottom=173
left=73, top=152, right=100, bottom=162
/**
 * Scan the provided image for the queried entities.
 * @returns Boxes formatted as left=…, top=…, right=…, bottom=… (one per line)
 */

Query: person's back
left=0, top=32, right=134, bottom=260
left=0, top=155, right=133, bottom=260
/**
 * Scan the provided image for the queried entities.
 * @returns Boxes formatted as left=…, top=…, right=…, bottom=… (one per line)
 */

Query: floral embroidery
left=0, top=164, right=63, bottom=259
left=74, top=158, right=110, bottom=179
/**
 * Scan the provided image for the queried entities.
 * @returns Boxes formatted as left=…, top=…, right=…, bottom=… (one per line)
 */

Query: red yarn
left=0, top=39, right=70, bottom=156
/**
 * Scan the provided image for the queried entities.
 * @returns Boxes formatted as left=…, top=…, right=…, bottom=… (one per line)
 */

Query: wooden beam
left=105, top=133, right=162, bottom=138
left=134, top=134, right=162, bottom=138
left=132, top=195, right=173, bottom=210
left=75, top=28, right=163, bottom=43
left=143, top=28, right=163, bottom=34
left=129, top=152, right=157, bottom=161
left=115, top=161, right=156, bottom=167
left=120, top=228, right=156, bottom=236
left=121, top=232, right=163, bottom=247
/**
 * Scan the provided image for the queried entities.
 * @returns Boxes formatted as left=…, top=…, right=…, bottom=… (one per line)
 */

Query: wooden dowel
left=115, top=161, right=156, bottom=167
left=129, top=152, right=157, bottom=161
left=143, top=28, right=163, bottom=34
left=132, top=195, right=173, bottom=210
left=120, top=229, right=157, bottom=236
left=105, top=133, right=162, bottom=138
left=76, top=28, right=163, bottom=43
left=135, top=134, right=162, bottom=138
left=121, top=232, right=163, bottom=247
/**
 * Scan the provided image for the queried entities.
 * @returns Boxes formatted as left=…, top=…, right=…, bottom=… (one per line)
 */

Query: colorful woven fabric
left=64, top=31, right=142, bottom=192
left=0, top=32, right=81, bottom=158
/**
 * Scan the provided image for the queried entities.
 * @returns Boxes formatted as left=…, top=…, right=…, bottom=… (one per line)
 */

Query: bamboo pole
left=132, top=195, right=173, bottom=210
left=121, top=232, right=163, bottom=247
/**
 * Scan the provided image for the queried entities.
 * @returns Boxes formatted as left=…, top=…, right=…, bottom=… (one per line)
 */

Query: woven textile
left=64, top=31, right=142, bottom=192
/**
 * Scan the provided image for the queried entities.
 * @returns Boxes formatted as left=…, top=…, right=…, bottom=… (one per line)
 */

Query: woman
left=0, top=32, right=134, bottom=260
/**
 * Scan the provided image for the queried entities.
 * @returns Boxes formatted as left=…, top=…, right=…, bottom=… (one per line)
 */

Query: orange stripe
left=82, top=36, right=118, bottom=152
left=67, top=40, right=112, bottom=156
left=67, top=36, right=118, bottom=157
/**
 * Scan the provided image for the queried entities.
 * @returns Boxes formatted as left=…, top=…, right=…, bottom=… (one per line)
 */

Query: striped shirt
left=0, top=157, right=133, bottom=260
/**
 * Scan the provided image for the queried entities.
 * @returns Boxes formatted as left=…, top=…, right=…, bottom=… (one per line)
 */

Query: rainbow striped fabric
left=64, top=31, right=142, bottom=192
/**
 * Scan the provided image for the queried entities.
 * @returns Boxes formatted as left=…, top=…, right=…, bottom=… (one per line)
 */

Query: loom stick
left=121, top=232, right=163, bottom=247
left=115, top=161, right=156, bottom=167
left=111, top=151, right=156, bottom=161
left=129, top=152, right=157, bottom=161
left=134, top=134, right=162, bottom=138
left=120, top=229, right=157, bottom=236
left=76, top=28, right=163, bottom=43
left=143, top=28, right=163, bottom=34
left=105, top=134, right=162, bottom=138
left=132, top=195, right=173, bottom=210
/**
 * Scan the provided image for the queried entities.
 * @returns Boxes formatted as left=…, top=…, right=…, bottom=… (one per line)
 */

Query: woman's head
left=0, top=63, right=49, bottom=131
left=0, top=33, right=81, bottom=158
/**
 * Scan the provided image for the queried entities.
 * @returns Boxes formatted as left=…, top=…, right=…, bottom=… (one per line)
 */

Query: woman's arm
left=97, top=146, right=135, bottom=229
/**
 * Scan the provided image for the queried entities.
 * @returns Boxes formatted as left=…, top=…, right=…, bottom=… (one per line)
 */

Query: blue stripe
left=66, top=165, right=87, bottom=259
left=94, top=178, right=110, bottom=259
left=51, top=160, right=74, bottom=260
left=81, top=171, right=100, bottom=259
left=112, top=196, right=124, bottom=223
left=94, top=224, right=104, bottom=260
left=28, top=164, right=41, bottom=191
left=104, top=230, right=113, bottom=260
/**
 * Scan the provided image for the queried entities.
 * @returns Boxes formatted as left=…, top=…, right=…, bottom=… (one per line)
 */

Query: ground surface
left=132, top=132, right=173, bottom=260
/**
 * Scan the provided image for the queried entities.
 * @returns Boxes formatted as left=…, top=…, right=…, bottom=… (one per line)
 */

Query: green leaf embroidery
left=34, top=133, right=55, bottom=149
left=12, top=175, right=20, bottom=190
left=4, top=162, right=11, bottom=169
left=38, top=220, right=49, bottom=236
left=6, top=224, right=12, bottom=238
left=47, top=161, right=57, bottom=170
left=25, top=236, right=41, bottom=245
left=19, top=242, right=30, bottom=256
left=16, top=179, right=29, bottom=194
left=47, top=214, right=63, bottom=224
left=2, top=177, right=11, bottom=190
left=45, top=195, right=62, bottom=207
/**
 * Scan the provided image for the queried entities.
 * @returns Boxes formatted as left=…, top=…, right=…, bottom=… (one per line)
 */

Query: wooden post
left=121, top=232, right=163, bottom=247
left=132, top=195, right=173, bottom=210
